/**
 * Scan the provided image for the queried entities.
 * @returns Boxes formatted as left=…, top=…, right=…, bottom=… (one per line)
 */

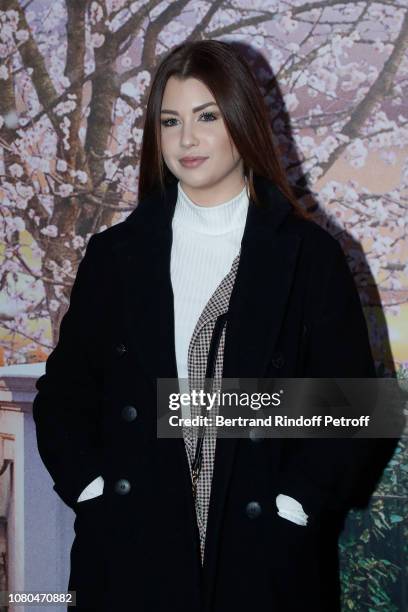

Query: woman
left=33, top=40, right=387, bottom=611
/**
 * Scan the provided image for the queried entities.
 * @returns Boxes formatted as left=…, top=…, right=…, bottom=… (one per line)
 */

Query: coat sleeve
left=32, top=233, right=105, bottom=511
left=276, top=236, right=398, bottom=525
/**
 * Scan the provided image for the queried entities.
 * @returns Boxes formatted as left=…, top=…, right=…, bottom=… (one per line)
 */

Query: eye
left=160, top=117, right=178, bottom=127
left=199, top=111, right=217, bottom=122
left=160, top=111, right=218, bottom=127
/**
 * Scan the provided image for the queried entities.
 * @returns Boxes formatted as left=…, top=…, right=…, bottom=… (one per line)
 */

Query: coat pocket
left=74, top=492, right=106, bottom=530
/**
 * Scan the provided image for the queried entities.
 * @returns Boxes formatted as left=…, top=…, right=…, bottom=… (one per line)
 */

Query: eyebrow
left=160, top=102, right=218, bottom=115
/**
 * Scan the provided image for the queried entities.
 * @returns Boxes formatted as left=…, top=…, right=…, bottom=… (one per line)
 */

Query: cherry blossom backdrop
left=0, top=1, right=407, bottom=609
left=0, top=0, right=407, bottom=374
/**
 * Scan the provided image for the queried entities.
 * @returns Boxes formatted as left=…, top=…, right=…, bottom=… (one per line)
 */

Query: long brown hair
left=139, top=39, right=308, bottom=219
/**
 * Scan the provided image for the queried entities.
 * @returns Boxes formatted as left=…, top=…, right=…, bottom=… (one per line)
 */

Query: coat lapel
left=111, top=180, right=179, bottom=382
left=223, top=181, right=301, bottom=379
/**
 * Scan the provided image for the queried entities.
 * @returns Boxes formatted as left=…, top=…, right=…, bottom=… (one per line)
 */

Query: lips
left=180, top=156, right=207, bottom=161
left=179, top=156, right=208, bottom=168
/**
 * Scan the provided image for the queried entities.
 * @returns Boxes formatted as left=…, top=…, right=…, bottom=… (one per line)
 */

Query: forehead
left=161, top=76, right=215, bottom=106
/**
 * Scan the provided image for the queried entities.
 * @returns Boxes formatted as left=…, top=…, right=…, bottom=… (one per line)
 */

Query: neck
left=179, top=174, right=247, bottom=208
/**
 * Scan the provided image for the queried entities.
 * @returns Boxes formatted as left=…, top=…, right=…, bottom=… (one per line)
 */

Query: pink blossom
left=4, top=110, right=18, bottom=128
left=75, top=170, right=88, bottom=183
left=58, top=183, right=74, bottom=197
left=278, top=15, right=298, bottom=34
left=90, top=2, right=103, bottom=24
left=12, top=217, right=25, bottom=231
left=9, top=163, right=24, bottom=177
left=56, top=159, right=68, bottom=172
left=121, top=55, right=132, bottom=68
left=284, top=93, right=299, bottom=112
left=55, top=100, right=76, bottom=116
left=91, top=33, right=105, bottom=48
left=15, top=29, right=29, bottom=43
left=72, top=235, right=84, bottom=248
left=16, top=183, right=34, bottom=200
left=40, top=225, right=58, bottom=237
left=49, top=299, right=60, bottom=312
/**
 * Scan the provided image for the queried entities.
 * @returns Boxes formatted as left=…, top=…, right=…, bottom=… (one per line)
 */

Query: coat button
left=271, top=351, right=285, bottom=369
left=121, top=405, right=138, bottom=422
left=246, top=501, right=262, bottom=519
left=249, top=427, right=263, bottom=442
left=115, top=343, right=128, bottom=357
left=114, top=479, right=131, bottom=495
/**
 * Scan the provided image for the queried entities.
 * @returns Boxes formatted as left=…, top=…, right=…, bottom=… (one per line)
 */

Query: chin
left=180, top=175, right=214, bottom=189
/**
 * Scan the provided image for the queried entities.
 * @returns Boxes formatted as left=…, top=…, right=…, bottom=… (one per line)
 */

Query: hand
left=77, top=475, right=104, bottom=502
left=276, top=493, right=308, bottom=526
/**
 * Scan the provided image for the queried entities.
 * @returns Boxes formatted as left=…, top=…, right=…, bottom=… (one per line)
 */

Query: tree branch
left=318, top=8, right=408, bottom=177
left=6, top=0, right=61, bottom=134
left=64, top=0, right=88, bottom=169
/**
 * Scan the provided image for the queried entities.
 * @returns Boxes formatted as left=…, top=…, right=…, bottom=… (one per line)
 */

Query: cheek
left=214, top=122, right=237, bottom=155
left=213, top=132, right=239, bottom=162
left=161, top=129, right=178, bottom=149
left=160, top=133, right=177, bottom=164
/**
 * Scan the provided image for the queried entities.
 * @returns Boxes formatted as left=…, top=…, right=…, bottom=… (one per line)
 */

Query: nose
left=180, top=120, right=199, bottom=148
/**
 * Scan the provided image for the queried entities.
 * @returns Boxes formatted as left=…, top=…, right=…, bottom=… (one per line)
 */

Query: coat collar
left=123, top=172, right=293, bottom=236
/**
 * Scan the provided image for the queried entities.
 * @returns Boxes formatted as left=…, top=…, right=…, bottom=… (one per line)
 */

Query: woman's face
left=160, top=76, right=244, bottom=204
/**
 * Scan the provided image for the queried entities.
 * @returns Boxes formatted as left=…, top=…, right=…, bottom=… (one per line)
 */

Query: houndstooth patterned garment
left=183, top=251, right=241, bottom=565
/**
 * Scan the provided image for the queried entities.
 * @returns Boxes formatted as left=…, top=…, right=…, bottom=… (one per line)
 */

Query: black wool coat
left=33, top=174, right=393, bottom=611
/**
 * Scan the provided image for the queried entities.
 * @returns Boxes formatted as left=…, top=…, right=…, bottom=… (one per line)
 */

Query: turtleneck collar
left=173, top=181, right=250, bottom=236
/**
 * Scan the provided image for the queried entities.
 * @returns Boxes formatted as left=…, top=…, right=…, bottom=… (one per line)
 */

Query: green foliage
left=340, top=504, right=401, bottom=611
left=339, top=365, right=408, bottom=610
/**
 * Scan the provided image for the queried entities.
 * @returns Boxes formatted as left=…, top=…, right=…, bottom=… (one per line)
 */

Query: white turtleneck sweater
left=170, top=180, right=250, bottom=385
left=76, top=179, right=309, bottom=527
